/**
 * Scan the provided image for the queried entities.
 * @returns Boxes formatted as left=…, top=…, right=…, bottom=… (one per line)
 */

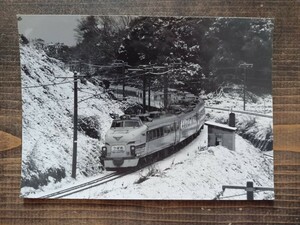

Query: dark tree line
left=20, top=16, right=273, bottom=95
left=117, top=17, right=273, bottom=94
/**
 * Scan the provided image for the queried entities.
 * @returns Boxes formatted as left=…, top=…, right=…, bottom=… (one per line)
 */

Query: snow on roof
left=205, top=121, right=237, bottom=131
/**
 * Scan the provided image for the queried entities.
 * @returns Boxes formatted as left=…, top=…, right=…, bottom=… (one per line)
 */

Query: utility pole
left=127, top=66, right=147, bottom=112
left=239, top=63, right=253, bottom=111
left=246, top=181, right=254, bottom=200
left=122, top=62, right=126, bottom=99
left=142, top=73, right=147, bottom=113
left=163, top=67, right=169, bottom=110
left=71, top=62, right=80, bottom=179
left=147, top=67, right=153, bottom=112
left=148, top=81, right=151, bottom=112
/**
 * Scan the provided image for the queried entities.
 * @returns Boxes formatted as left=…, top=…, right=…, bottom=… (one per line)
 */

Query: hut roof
left=205, top=121, right=237, bottom=131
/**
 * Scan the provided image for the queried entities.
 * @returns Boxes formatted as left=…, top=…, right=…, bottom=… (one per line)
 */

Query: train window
left=163, top=126, right=168, bottom=134
left=164, top=126, right=171, bottom=135
left=158, top=128, right=162, bottom=137
left=152, top=130, right=157, bottom=139
left=146, top=131, right=151, bottom=141
left=147, top=127, right=166, bottom=141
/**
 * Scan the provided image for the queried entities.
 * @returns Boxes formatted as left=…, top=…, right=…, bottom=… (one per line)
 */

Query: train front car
left=101, top=115, right=147, bottom=169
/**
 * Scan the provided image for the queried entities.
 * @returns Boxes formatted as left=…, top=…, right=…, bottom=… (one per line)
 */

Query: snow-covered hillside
left=20, top=44, right=125, bottom=193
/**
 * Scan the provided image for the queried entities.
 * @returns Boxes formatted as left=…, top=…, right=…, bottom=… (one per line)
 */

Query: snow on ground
left=20, top=45, right=273, bottom=200
left=28, top=125, right=273, bottom=200
left=20, top=44, right=125, bottom=196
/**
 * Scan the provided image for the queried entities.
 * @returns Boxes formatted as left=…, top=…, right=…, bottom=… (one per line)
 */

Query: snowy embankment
left=20, top=44, right=124, bottom=195
left=29, top=125, right=273, bottom=200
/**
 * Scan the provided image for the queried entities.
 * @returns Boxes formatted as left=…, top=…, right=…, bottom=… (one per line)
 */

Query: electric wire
left=22, top=81, right=73, bottom=89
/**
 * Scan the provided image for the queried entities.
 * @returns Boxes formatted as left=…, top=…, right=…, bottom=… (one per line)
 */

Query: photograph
left=18, top=15, right=274, bottom=200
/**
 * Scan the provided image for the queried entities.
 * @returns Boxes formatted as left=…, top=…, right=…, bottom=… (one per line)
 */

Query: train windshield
left=124, top=120, right=140, bottom=127
left=111, top=120, right=141, bottom=128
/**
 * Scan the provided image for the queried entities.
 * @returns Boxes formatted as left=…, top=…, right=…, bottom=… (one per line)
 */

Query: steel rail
left=205, top=106, right=273, bottom=118
left=39, top=172, right=119, bottom=198
left=54, top=169, right=138, bottom=199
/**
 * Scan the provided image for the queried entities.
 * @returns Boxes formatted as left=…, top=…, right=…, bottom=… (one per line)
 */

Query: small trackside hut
left=205, top=113, right=237, bottom=151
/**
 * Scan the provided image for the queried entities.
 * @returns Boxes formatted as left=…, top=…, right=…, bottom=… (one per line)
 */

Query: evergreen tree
left=118, top=17, right=213, bottom=94
left=74, top=16, right=131, bottom=65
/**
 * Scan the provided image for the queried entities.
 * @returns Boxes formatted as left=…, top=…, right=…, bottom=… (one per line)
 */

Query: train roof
left=142, top=100, right=204, bottom=129
left=144, top=114, right=178, bottom=128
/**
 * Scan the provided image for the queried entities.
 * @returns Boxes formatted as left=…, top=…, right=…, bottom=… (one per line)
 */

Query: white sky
left=17, top=15, right=85, bottom=46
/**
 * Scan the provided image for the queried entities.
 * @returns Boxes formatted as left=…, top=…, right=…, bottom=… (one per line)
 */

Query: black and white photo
left=18, top=15, right=274, bottom=200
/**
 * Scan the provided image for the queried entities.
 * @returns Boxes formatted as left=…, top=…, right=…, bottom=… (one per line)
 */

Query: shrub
left=134, top=166, right=159, bottom=184
left=78, top=116, right=101, bottom=139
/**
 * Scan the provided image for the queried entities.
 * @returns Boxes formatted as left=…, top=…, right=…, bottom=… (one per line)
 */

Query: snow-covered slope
left=27, top=125, right=273, bottom=200
left=20, top=44, right=124, bottom=193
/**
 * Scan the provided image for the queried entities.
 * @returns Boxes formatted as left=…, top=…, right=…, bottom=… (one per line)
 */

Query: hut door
left=216, top=136, right=222, bottom=146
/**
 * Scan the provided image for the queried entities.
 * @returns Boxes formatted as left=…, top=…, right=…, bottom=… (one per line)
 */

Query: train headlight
left=102, top=146, right=107, bottom=157
left=130, top=145, right=136, bottom=156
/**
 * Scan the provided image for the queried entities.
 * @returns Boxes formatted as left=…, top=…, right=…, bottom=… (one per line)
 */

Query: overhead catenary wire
left=55, top=62, right=184, bottom=85
left=21, top=74, right=133, bottom=90
left=78, top=94, right=102, bottom=103
left=22, top=80, right=74, bottom=89
left=81, top=62, right=123, bottom=69
left=69, top=62, right=268, bottom=79
left=78, top=89, right=102, bottom=95
left=54, top=71, right=145, bottom=81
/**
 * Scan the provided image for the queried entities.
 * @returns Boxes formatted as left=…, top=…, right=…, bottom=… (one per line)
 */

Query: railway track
left=39, top=170, right=134, bottom=199
left=205, top=106, right=272, bottom=118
